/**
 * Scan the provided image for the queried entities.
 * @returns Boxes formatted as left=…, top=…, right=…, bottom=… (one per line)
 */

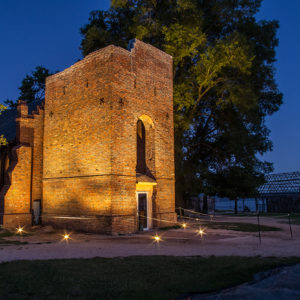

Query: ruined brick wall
left=16, top=101, right=44, bottom=204
left=0, top=100, right=44, bottom=228
left=0, top=145, right=32, bottom=228
left=0, top=40, right=176, bottom=233
left=43, top=46, right=114, bottom=232
left=0, top=101, right=44, bottom=228
left=43, top=39, right=176, bottom=233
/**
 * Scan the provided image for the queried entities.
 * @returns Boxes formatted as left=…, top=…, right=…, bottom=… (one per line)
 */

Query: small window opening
left=136, top=120, right=146, bottom=174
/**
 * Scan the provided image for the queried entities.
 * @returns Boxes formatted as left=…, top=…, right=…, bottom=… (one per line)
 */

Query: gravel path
left=193, top=264, right=300, bottom=300
left=0, top=216, right=299, bottom=262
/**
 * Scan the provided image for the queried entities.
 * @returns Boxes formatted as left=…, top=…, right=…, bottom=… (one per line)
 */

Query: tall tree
left=1, top=66, right=52, bottom=147
left=80, top=0, right=282, bottom=207
left=4, top=66, right=52, bottom=108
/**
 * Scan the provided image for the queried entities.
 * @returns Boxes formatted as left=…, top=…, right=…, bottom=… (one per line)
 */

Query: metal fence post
left=288, top=213, right=293, bottom=240
left=257, top=211, right=261, bottom=245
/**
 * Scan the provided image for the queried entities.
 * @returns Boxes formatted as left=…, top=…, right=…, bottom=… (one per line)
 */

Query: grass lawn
left=219, top=212, right=300, bottom=225
left=0, top=256, right=299, bottom=299
left=280, top=214, right=300, bottom=225
left=221, top=212, right=300, bottom=218
left=200, top=221, right=281, bottom=232
left=0, top=230, right=29, bottom=245
left=257, top=213, right=300, bottom=225
left=219, top=212, right=285, bottom=217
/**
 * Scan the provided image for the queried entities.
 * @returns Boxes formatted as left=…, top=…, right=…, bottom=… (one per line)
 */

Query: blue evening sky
left=0, top=0, right=299, bottom=173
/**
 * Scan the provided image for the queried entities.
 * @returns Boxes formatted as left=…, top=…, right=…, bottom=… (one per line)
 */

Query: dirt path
left=196, top=264, right=300, bottom=300
left=0, top=217, right=299, bottom=262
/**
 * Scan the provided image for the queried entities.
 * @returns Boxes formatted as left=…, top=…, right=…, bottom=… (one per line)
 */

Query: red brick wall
left=43, top=46, right=114, bottom=232
left=41, top=39, right=176, bottom=234
left=0, top=102, right=44, bottom=229
left=109, top=40, right=176, bottom=230
left=0, top=40, right=176, bottom=233
left=16, top=104, right=44, bottom=204
left=0, top=145, right=32, bottom=228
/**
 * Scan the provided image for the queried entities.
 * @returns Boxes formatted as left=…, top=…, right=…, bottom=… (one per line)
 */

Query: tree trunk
left=203, top=195, right=208, bottom=214
left=234, top=198, right=238, bottom=214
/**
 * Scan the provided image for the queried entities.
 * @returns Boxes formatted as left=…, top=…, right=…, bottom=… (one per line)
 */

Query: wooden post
left=257, top=211, right=261, bottom=245
left=234, top=198, right=238, bottom=215
left=288, top=213, right=293, bottom=240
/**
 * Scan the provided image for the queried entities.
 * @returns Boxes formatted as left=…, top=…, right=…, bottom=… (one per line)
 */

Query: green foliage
left=203, top=221, right=281, bottom=232
left=0, top=230, right=29, bottom=245
left=4, top=66, right=53, bottom=108
left=0, top=104, right=7, bottom=146
left=162, top=24, right=206, bottom=68
left=0, top=104, right=6, bottom=113
left=0, top=134, right=7, bottom=146
left=1, top=66, right=52, bottom=146
left=0, top=230, right=15, bottom=238
left=79, top=0, right=282, bottom=205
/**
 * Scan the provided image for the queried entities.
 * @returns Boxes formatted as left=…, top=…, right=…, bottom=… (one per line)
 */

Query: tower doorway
left=137, top=192, right=148, bottom=230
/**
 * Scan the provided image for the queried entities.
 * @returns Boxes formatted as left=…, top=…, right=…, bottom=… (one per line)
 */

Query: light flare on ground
left=197, top=227, right=206, bottom=238
left=16, top=226, right=24, bottom=235
left=62, top=232, right=71, bottom=242
left=152, top=234, right=162, bottom=243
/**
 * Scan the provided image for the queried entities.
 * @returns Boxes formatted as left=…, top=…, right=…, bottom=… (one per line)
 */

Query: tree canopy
left=80, top=0, right=282, bottom=205
left=1, top=66, right=52, bottom=147
left=1, top=1, right=282, bottom=206
left=4, top=66, right=52, bottom=108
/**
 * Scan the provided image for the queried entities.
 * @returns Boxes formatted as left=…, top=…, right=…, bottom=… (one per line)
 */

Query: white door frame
left=136, top=192, right=149, bottom=230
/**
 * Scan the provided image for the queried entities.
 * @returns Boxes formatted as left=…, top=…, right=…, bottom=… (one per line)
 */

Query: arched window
left=136, top=115, right=156, bottom=179
left=136, top=120, right=146, bottom=174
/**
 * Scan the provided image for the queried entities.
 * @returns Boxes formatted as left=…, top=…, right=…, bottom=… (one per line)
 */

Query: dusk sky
left=0, top=0, right=299, bottom=173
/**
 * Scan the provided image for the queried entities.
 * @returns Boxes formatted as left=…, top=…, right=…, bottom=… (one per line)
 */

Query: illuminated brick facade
left=0, top=40, right=176, bottom=234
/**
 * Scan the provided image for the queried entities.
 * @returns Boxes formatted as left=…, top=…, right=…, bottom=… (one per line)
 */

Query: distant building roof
left=258, top=171, right=300, bottom=196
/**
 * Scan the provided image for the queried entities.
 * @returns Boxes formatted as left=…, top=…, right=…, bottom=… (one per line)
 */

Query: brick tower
left=0, top=39, right=176, bottom=234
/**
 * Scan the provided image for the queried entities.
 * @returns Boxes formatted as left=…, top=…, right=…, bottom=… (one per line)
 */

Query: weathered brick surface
left=0, top=39, right=176, bottom=233
left=3, top=214, right=32, bottom=229
left=1, top=101, right=44, bottom=228
left=42, top=215, right=112, bottom=234
left=16, top=100, right=44, bottom=204
left=0, top=145, right=32, bottom=228
left=43, top=177, right=111, bottom=215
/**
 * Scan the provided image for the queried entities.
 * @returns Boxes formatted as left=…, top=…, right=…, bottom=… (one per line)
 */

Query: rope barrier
left=0, top=209, right=295, bottom=244
left=140, top=215, right=179, bottom=225
left=179, top=207, right=211, bottom=216
left=177, top=207, right=292, bottom=219
left=1, top=209, right=296, bottom=247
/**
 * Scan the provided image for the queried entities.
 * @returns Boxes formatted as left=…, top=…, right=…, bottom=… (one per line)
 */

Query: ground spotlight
left=16, top=226, right=24, bottom=235
left=153, top=234, right=162, bottom=243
